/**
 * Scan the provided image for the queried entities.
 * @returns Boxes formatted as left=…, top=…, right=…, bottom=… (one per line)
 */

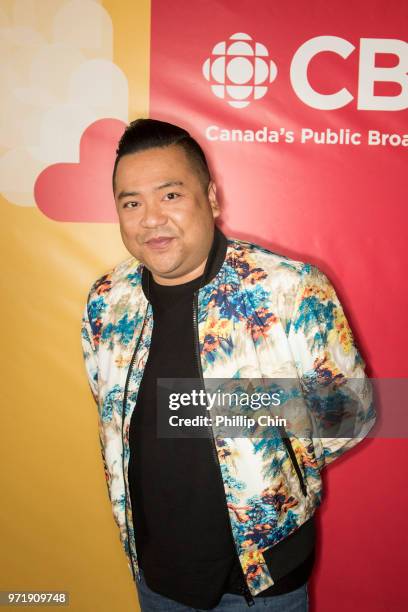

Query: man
left=81, top=118, right=375, bottom=611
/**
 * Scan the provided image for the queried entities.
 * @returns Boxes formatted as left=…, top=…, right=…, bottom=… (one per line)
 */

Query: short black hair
left=112, top=118, right=211, bottom=194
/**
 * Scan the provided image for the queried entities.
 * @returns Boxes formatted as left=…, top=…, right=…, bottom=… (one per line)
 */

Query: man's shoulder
left=86, top=254, right=142, bottom=304
left=225, top=234, right=319, bottom=286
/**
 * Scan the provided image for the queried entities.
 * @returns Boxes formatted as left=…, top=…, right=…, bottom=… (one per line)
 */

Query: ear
left=207, top=180, right=221, bottom=219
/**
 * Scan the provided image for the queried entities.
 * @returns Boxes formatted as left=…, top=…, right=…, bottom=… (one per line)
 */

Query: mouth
left=145, top=236, right=176, bottom=250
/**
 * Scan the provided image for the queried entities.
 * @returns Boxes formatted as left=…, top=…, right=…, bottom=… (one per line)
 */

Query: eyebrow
left=116, top=180, right=185, bottom=200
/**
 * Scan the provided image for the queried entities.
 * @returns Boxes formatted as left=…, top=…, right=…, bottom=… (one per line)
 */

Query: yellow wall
left=0, top=2, right=150, bottom=610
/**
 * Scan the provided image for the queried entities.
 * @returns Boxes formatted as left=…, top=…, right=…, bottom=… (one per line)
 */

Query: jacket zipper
left=276, top=424, right=307, bottom=497
left=192, top=291, right=255, bottom=607
left=121, top=305, right=150, bottom=584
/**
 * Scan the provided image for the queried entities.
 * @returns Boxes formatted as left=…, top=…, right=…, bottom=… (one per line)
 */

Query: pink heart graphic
left=34, top=118, right=126, bottom=222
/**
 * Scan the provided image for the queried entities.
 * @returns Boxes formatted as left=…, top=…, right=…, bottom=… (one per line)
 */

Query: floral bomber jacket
left=80, top=228, right=375, bottom=598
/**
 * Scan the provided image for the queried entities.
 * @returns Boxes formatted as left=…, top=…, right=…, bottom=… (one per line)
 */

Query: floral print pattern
left=81, top=235, right=375, bottom=596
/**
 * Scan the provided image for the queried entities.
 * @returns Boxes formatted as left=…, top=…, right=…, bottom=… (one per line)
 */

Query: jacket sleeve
left=80, top=296, right=99, bottom=405
left=80, top=294, right=112, bottom=493
left=286, top=265, right=376, bottom=470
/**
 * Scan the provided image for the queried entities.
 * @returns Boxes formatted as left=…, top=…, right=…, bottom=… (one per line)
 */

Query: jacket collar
left=199, top=223, right=228, bottom=286
left=141, top=224, right=228, bottom=301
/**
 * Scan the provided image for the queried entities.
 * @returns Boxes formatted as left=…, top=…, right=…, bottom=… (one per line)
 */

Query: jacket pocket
left=277, top=425, right=307, bottom=497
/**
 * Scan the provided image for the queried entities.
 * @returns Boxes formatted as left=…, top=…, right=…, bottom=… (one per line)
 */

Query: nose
left=140, top=199, right=168, bottom=229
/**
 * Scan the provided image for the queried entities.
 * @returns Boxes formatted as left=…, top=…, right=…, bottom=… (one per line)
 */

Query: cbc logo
left=203, top=33, right=408, bottom=111
left=202, top=32, right=278, bottom=108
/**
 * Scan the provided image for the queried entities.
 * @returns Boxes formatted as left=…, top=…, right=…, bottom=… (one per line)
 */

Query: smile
left=145, top=237, right=175, bottom=250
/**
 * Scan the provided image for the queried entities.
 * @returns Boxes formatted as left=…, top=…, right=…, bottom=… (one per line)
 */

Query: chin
left=146, top=254, right=181, bottom=274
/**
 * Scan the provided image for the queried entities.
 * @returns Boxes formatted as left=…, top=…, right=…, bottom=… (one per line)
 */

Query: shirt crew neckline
left=150, top=271, right=204, bottom=292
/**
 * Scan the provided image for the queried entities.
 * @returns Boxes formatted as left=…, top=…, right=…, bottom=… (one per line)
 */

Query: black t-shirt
left=128, top=231, right=315, bottom=609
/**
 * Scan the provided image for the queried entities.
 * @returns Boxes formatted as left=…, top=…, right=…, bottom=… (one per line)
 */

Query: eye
left=123, top=201, right=140, bottom=209
left=164, top=192, right=181, bottom=200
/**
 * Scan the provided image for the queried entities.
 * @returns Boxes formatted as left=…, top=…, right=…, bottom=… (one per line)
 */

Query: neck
left=151, top=256, right=207, bottom=286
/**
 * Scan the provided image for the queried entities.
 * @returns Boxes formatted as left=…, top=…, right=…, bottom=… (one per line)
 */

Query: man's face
left=114, top=144, right=220, bottom=285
